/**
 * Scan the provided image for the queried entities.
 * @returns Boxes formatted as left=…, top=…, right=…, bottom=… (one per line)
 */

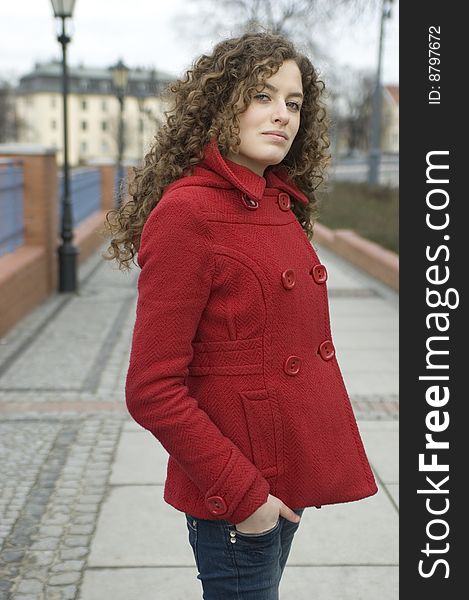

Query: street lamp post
left=367, top=0, right=393, bottom=186
left=50, top=0, right=78, bottom=292
left=109, top=59, right=129, bottom=208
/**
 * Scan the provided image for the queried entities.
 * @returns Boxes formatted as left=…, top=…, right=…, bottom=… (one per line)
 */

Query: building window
left=51, top=120, right=57, bottom=130
left=101, top=121, right=107, bottom=132
left=81, top=121, right=87, bottom=131
left=51, top=96, right=56, bottom=108
left=102, top=100, right=107, bottom=111
left=81, top=99, right=87, bottom=110
left=80, top=141, right=87, bottom=153
left=26, top=97, right=34, bottom=106
left=139, top=118, right=144, bottom=133
left=101, top=141, right=109, bottom=154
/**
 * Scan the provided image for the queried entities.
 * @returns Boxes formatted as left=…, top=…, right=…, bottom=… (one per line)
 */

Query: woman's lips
left=262, top=133, right=288, bottom=142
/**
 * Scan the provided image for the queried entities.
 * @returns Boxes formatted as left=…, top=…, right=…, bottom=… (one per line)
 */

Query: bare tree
left=328, top=65, right=374, bottom=156
left=170, top=0, right=379, bottom=68
left=0, top=80, right=19, bottom=143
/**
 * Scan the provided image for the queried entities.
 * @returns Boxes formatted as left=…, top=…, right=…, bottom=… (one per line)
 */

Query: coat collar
left=199, top=137, right=310, bottom=205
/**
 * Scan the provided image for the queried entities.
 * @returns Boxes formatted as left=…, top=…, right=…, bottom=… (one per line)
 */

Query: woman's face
left=226, top=59, right=303, bottom=177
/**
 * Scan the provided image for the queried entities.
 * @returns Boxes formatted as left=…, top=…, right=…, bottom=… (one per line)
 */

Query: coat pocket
left=238, top=388, right=284, bottom=479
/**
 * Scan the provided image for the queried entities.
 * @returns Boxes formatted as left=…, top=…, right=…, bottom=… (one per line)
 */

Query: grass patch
left=316, top=181, right=399, bottom=254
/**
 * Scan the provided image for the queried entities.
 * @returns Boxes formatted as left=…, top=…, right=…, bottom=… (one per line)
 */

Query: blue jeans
left=185, top=508, right=305, bottom=599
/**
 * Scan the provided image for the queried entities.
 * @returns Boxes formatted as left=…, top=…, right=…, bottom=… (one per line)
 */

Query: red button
left=318, top=340, right=335, bottom=361
left=311, top=264, right=328, bottom=284
left=284, top=355, right=301, bottom=375
left=206, top=495, right=227, bottom=515
left=281, top=269, right=296, bottom=289
left=277, top=193, right=291, bottom=211
left=241, top=193, right=259, bottom=210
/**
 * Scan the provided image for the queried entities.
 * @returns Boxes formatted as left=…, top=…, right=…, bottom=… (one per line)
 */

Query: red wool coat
left=125, top=138, right=378, bottom=524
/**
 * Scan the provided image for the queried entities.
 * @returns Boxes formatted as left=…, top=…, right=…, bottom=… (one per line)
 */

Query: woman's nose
left=271, top=101, right=290, bottom=124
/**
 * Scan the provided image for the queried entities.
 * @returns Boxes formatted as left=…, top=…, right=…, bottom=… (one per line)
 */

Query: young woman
left=103, top=30, right=378, bottom=599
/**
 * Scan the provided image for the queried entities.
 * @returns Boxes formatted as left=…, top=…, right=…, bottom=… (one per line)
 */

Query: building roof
left=16, top=60, right=175, bottom=97
left=384, top=85, right=399, bottom=105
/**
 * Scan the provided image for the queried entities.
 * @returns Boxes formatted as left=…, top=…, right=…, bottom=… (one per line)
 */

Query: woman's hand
left=235, top=494, right=301, bottom=534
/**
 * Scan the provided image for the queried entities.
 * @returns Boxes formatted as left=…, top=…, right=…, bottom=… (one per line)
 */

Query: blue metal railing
left=0, top=159, right=24, bottom=257
left=58, top=167, right=101, bottom=227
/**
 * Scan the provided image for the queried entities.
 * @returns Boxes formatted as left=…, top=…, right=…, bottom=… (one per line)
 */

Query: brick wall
left=0, top=146, right=121, bottom=337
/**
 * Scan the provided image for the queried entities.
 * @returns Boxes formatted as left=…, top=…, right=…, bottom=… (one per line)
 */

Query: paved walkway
left=0, top=239, right=398, bottom=600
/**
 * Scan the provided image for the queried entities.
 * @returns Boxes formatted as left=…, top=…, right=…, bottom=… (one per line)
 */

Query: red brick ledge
left=313, top=223, right=399, bottom=291
left=0, top=246, right=49, bottom=337
left=0, top=211, right=109, bottom=338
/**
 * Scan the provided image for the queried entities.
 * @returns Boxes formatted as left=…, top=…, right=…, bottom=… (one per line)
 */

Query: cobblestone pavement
left=0, top=246, right=131, bottom=600
left=0, top=242, right=398, bottom=599
left=0, top=414, right=124, bottom=600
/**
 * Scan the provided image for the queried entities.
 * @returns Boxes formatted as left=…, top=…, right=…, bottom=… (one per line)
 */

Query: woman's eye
left=254, top=94, right=301, bottom=111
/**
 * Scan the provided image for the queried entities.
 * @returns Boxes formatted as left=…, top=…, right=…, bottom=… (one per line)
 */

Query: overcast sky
left=0, top=0, right=399, bottom=85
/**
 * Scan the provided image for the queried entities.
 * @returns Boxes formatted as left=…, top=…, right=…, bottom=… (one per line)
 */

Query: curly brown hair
left=102, top=30, right=331, bottom=270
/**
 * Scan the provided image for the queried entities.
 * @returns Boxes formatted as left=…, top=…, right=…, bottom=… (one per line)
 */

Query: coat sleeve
left=125, top=195, right=270, bottom=524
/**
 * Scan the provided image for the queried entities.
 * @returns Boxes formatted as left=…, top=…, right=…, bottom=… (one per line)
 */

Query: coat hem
left=164, top=481, right=379, bottom=521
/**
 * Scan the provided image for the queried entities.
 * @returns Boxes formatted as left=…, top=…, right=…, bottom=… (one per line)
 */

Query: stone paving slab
left=280, top=566, right=399, bottom=600
left=329, top=297, right=398, bottom=320
left=342, top=374, right=398, bottom=397
left=86, top=484, right=398, bottom=569
left=86, top=415, right=398, bottom=569
left=333, top=328, right=398, bottom=350
left=110, top=430, right=167, bottom=486
left=87, top=486, right=194, bottom=567
left=356, top=420, right=398, bottom=431
left=122, top=418, right=145, bottom=432
left=79, top=567, right=203, bottom=600
left=79, top=565, right=399, bottom=600
left=288, top=489, right=398, bottom=566
left=317, top=245, right=398, bottom=307
left=336, top=349, right=399, bottom=370
left=386, top=485, right=399, bottom=509
left=314, top=247, right=364, bottom=290
left=326, top=280, right=399, bottom=401
left=0, top=300, right=125, bottom=391
left=330, top=306, right=399, bottom=324
left=359, top=429, right=399, bottom=484
left=341, top=371, right=398, bottom=397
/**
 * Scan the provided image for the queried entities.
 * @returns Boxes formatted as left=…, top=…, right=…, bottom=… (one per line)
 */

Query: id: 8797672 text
left=428, top=25, right=441, bottom=105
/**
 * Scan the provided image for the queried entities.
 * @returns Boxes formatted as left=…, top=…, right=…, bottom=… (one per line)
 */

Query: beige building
left=382, top=84, right=399, bottom=154
left=15, top=61, right=173, bottom=167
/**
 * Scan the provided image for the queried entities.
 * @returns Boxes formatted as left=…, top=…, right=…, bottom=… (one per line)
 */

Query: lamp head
left=110, top=59, right=130, bottom=92
left=50, top=0, right=76, bottom=18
